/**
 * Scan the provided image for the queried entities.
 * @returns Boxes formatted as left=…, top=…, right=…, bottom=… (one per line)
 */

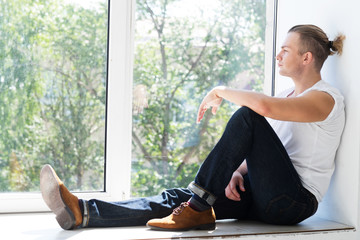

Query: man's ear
left=302, top=52, right=313, bottom=65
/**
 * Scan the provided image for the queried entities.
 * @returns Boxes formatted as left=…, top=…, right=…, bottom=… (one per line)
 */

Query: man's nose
left=276, top=52, right=281, bottom=61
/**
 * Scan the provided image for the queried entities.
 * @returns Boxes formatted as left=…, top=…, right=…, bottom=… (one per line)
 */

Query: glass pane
left=0, top=0, right=108, bottom=192
left=132, top=0, right=266, bottom=197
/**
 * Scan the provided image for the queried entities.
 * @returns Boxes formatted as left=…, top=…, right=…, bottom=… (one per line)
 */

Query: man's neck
left=292, top=71, right=322, bottom=97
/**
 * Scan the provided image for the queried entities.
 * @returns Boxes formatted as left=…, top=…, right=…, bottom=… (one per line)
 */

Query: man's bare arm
left=197, top=86, right=334, bottom=123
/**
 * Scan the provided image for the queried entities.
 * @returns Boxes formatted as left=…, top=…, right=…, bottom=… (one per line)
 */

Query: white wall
left=275, top=0, right=360, bottom=238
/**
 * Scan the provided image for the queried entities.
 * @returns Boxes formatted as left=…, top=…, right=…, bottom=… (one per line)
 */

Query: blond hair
left=288, top=24, right=345, bottom=71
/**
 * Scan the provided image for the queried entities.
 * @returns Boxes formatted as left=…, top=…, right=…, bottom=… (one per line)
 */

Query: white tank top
left=267, top=80, right=345, bottom=202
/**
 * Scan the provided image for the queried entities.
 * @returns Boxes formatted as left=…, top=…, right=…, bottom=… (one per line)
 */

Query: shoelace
left=172, top=202, right=189, bottom=216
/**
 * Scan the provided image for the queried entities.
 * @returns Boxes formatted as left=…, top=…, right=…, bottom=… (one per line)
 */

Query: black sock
left=188, top=194, right=211, bottom=211
left=78, top=199, right=84, bottom=217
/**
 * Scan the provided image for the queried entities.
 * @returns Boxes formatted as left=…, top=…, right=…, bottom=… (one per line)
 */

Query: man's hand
left=197, top=88, right=223, bottom=123
left=225, top=170, right=246, bottom=201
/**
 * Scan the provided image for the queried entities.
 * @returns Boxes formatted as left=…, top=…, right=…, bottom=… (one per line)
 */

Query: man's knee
left=237, top=106, right=252, bottom=114
left=231, top=106, right=258, bottom=122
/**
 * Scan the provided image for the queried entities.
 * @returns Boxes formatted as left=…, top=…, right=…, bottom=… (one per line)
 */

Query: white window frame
left=0, top=0, right=275, bottom=213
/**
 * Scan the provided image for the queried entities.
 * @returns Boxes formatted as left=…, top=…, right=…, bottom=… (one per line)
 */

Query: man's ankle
left=188, top=194, right=211, bottom=212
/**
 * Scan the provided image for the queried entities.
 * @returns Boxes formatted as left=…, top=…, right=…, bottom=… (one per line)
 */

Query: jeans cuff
left=188, top=181, right=217, bottom=205
left=82, top=199, right=90, bottom=228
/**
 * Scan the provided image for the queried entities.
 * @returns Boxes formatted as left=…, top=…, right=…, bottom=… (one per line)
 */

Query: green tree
left=37, top=2, right=108, bottom=191
left=0, top=0, right=107, bottom=192
left=0, top=0, right=46, bottom=191
left=131, top=0, right=266, bottom=196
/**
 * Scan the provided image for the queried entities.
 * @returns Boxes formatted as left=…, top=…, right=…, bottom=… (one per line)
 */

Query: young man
left=40, top=24, right=345, bottom=231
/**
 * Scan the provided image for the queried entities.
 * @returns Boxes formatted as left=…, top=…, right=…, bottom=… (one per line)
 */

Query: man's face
left=276, top=32, right=305, bottom=78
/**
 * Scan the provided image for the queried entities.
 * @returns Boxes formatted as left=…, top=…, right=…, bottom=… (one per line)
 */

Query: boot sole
left=146, top=222, right=216, bottom=231
left=40, top=164, right=76, bottom=230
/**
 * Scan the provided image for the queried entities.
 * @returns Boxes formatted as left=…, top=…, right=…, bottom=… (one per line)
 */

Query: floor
left=1, top=213, right=354, bottom=240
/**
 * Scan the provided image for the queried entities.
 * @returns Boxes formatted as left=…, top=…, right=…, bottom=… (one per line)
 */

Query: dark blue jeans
left=84, top=107, right=317, bottom=228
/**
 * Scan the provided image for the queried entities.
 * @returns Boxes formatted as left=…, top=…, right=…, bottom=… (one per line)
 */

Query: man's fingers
left=239, top=181, right=246, bottom=192
left=231, top=185, right=241, bottom=200
left=237, top=177, right=245, bottom=192
left=225, top=186, right=238, bottom=201
left=197, top=108, right=206, bottom=123
left=197, top=104, right=207, bottom=123
left=225, top=182, right=241, bottom=201
left=211, top=106, right=218, bottom=115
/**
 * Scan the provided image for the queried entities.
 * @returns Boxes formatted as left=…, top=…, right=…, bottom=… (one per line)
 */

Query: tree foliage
left=0, top=0, right=107, bottom=191
left=131, top=0, right=266, bottom=196
left=0, top=0, right=265, bottom=196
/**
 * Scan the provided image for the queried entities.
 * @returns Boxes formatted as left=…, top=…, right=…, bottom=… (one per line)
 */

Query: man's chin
left=278, top=70, right=288, bottom=77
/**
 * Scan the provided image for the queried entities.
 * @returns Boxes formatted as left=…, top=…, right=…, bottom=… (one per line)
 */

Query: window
left=0, top=0, right=114, bottom=212
left=0, top=0, right=274, bottom=212
left=131, top=0, right=268, bottom=197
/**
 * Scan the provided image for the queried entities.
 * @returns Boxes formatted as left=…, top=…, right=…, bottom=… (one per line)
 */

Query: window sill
left=1, top=213, right=354, bottom=240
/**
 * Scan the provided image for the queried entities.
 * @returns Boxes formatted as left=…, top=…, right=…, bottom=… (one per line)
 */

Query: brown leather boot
left=146, top=202, right=216, bottom=231
left=40, top=164, right=83, bottom=230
